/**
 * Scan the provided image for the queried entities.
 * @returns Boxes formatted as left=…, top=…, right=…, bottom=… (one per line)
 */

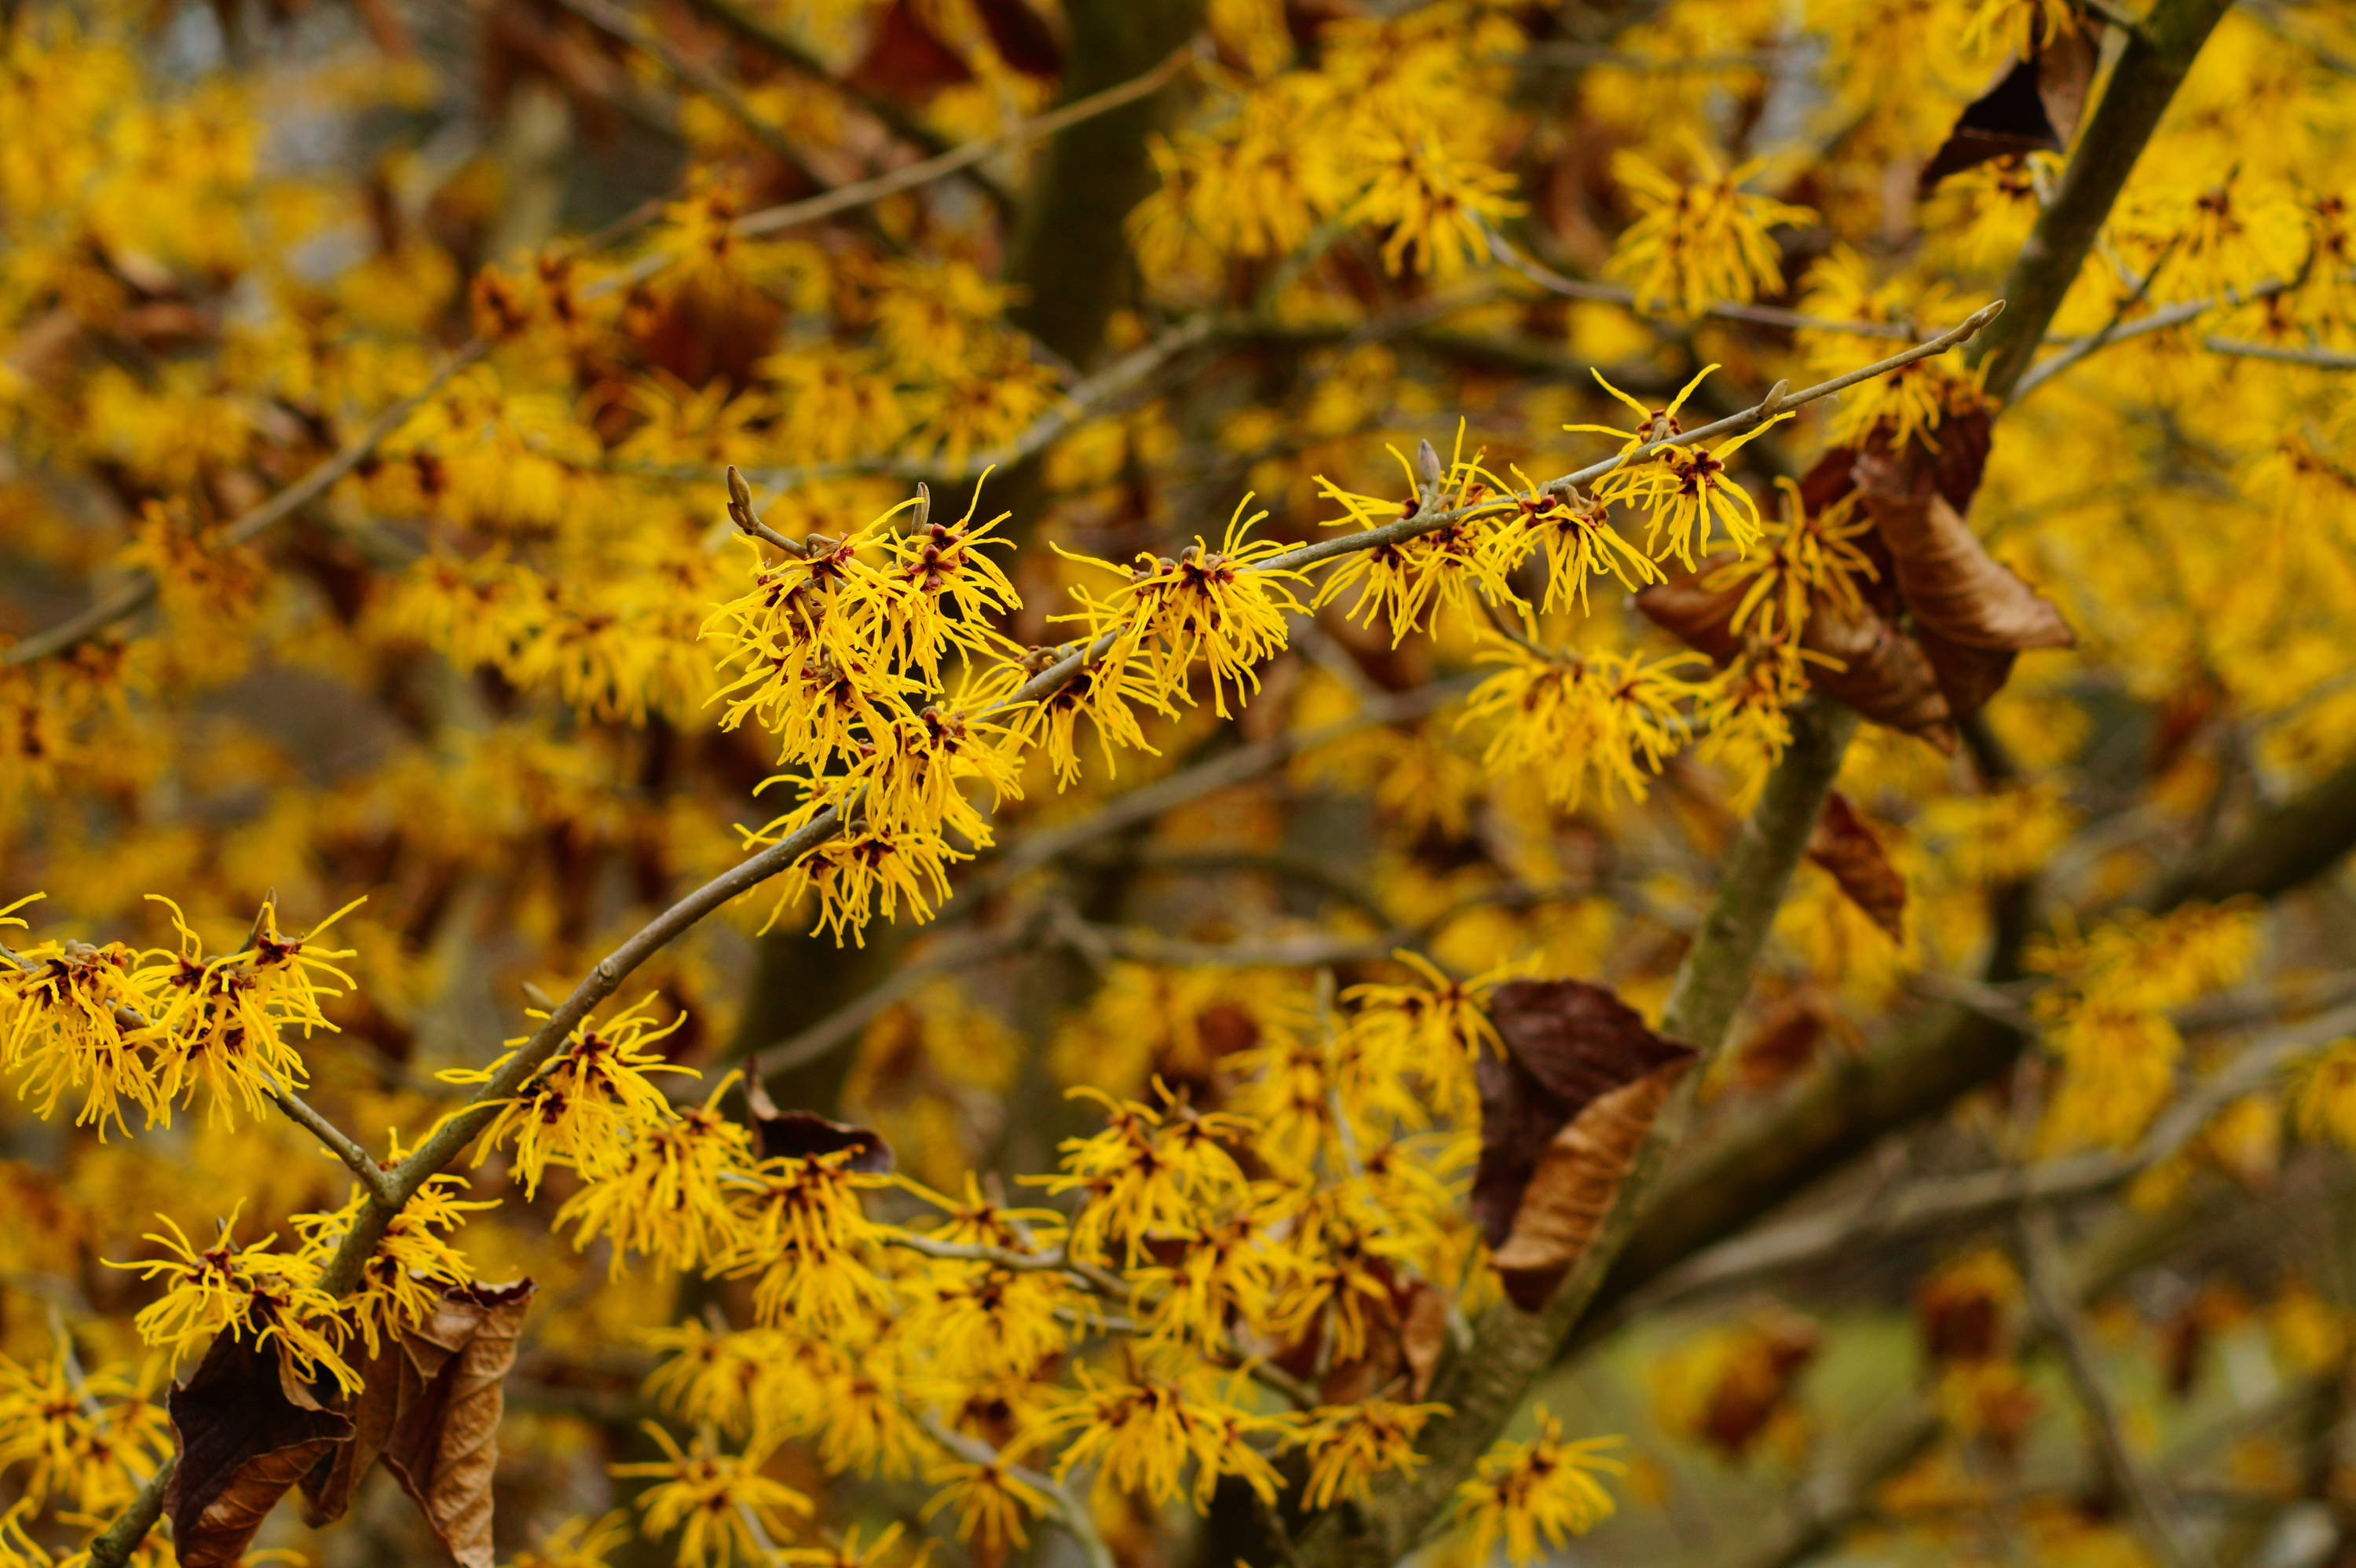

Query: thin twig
left=719, top=312, right=1229, bottom=491
left=80, top=303, right=1999, bottom=1568
left=545, top=0, right=847, bottom=204
left=916, top=1412, right=1115, bottom=1568
left=729, top=676, right=1472, bottom=1087
left=1625, top=995, right=2356, bottom=1316
left=2018, top=1208, right=2211, bottom=1568
left=2010, top=278, right=2298, bottom=397
left=609, top=38, right=1205, bottom=289
left=2, top=344, right=485, bottom=666
left=2201, top=335, right=2356, bottom=370
left=266, top=1088, right=400, bottom=1207
left=6, top=45, right=1202, bottom=669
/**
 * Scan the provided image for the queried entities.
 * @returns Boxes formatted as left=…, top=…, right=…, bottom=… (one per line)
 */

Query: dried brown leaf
left=971, top=0, right=1063, bottom=78
left=1633, top=557, right=1746, bottom=663
left=1732, top=989, right=1834, bottom=1093
left=847, top=0, right=975, bottom=104
left=1798, top=597, right=1956, bottom=748
left=1473, top=980, right=1698, bottom=1310
left=753, top=1107, right=894, bottom=1171
left=299, top=1280, right=536, bottom=1568
left=1856, top=448, right=2072, bottom=655
left=1915, top=624, right=2022, bottom=720
left=1919, top=57, right=2057, bottom=191
left=387, top=1281, right=535, bottom=1568
left=1399, top=1279, right=1447, bottom=1401
left=167, top=1335, right=354, bottom=1568
left=1808, top=791, right=1907, bottom=941
left=2035, top=27, right=2098, bottom=149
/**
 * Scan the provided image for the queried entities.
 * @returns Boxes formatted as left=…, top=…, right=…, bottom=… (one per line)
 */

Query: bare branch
left=1622, top=996, right=2356, bottom=1318
left=2018, top=1208, right=2211, bottom=1568
left=2, top=344, right=485, bottom=667
left=5, top=43, right=1205, bottom=669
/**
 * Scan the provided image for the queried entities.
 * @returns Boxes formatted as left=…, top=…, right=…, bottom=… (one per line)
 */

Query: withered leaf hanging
left=744, top=1076, right=896, bottom=1171
left=1473, top=979, right=1698, bottom=1310
left=301, top=1280, right=536, bottom=1568
left=971, top=0, right=1063, bottom=79
left=1807, top=791, right=1908, bottom=941
left=1637, top=411, right=2066, bottom=746
left=1919, top=24, right=2098, bottom=192
left=166, top=1334, right=354, bottom=1568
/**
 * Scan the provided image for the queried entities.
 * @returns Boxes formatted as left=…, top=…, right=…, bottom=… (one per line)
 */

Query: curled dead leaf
left=752, top=1103, right=895, bottom=1171
left=848, top=0, right=976, bottom=104
left=1919, top=27, right=2098, bottom=192
left=1808, top=791, right=1907, bottom=941
left=971, top=0, right=1063, bottom=79
left=1732, top=988, right=1836, bottom=1093
left=300, top=1280, right=536, bottom=1568
left=1633, top=557, right=1747, bottom=664
left=166, top=1334, right=354, bottom=1568
left=1473, top=980, right=1698, bottom=1311
left=1853, top=446, right=2072, bottom=655
left=1798, top=596, right=1955, bottom=748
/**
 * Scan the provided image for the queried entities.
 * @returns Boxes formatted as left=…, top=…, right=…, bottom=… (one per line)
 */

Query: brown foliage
left=1473, top=980, right=1698, bottom=1310
left=1919, top=27, right=2098, bottom=190
left=302, top=1280, right=537, bottom=1568
left=1637, top=410, right=2069, bottom=747
left=1807, top=791, right=1907, bottom=940
left=166, top=1336, right=354, bottom=1568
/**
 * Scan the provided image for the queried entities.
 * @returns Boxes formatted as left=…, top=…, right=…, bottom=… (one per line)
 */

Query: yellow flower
left=1606, top=143, right=1816, bottom=318
left=1472, top=465, right=1662, bottom=616
left=293, top=1134, right=492, bottom=1356
left=1452, top=1409, right=1625, bottom=1567
left=1458, top=639, right=1700, bottom=810
left=613, top=1424, right=812, bottom=1568
left=107, top=1210, right=360, bottom=1395
left=1004, top=645, right=1165, bottom=790
left=438, top=992, right=696, bottom=1197
left=1037, top=1360, right=1294, bottom=1508
left=1064, top=497, right=1307, bottom=718
left=717, top=1147, right=890, bottom=1328
left=2, top=934, right=161, bottom=1140
left=772, top=1522, right=919, bottom=1568
left=1960, top=0, right=2080, bottom=58
left=921, top=1453, right=1054, bottom=1551
left=2029, top=905, right=2260, bottom=1153
left=1030, top=1084, right=1252, bottom=1264
left=0, top=1345, right=170, bottom=1512
left=1704, top=479, right=1880, bottom=649
left=1299, top=1399, right=1447, bottom=1509
left=556, top=1076, right=756, bottom=1272
left=874, top=481, right=1023, bottom=679
left=510, top=1511, right=637, bottom=1568
left=139, top=894, right=356, bottom=1128
left=1347, top=117, right=1523, bottom=279
left=2291, top=1039, right=2356, bottom=1147
left=763, top=824, right=965, bottom=947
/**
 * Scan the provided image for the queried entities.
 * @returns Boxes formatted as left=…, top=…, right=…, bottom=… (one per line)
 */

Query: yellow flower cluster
left=601, top=957, right=1626, bottom=1560
left=2030, top=904, right=2260, bottom=1153
left=1131, top=6, right=1525, bottom=284
left=1, top=893, right=360, bottom=1138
